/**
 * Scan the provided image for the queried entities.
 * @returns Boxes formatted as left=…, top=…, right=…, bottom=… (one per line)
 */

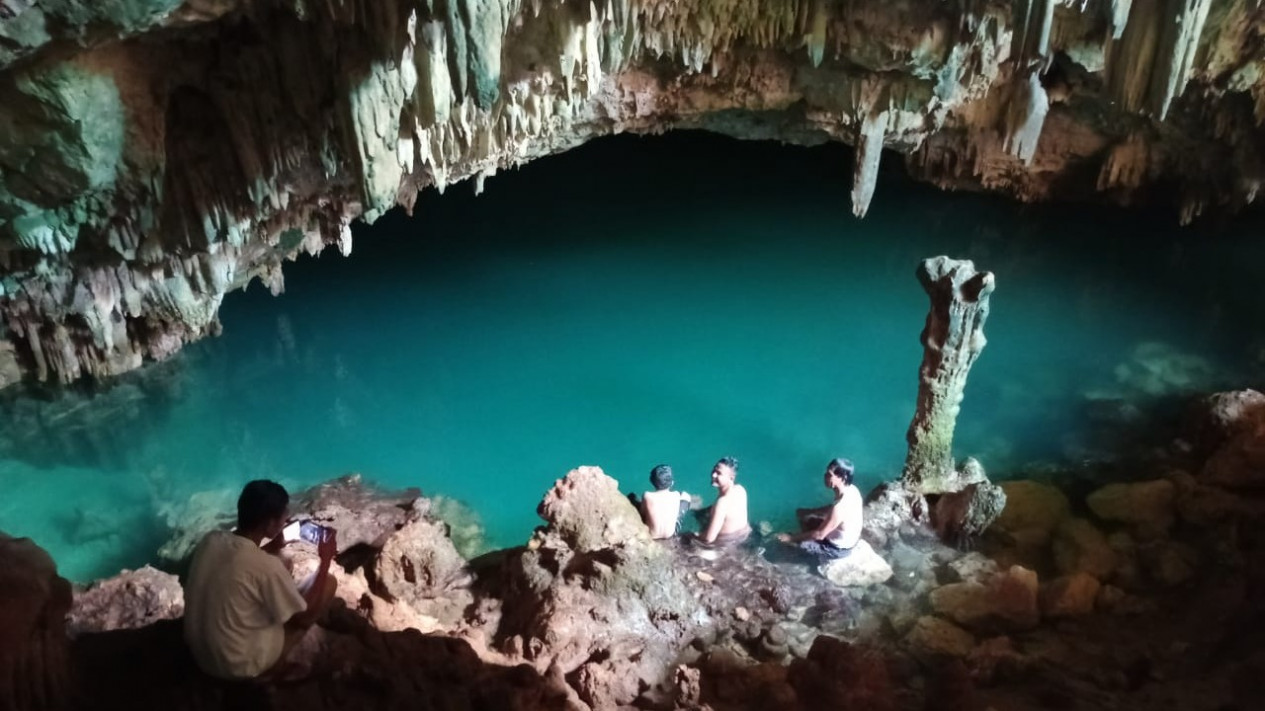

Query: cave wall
left=0, top=0, right=1262, bottom=388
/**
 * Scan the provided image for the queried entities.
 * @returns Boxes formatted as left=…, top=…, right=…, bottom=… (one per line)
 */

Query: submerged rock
left=904, top=616, right=975, bottom=662
left=1087, top=479, right=1176, bottom=538
left=819, top=540, right=893, bottom=587
left=67, top=566, right=183, bottom=637
left=929, top=565, right=1040, bottom=633
left=993, top=479, right=1071, bottom=545
left=1053, top=518, right=1118, bottom=579
left=1039, top=573, right=1100, bottom=618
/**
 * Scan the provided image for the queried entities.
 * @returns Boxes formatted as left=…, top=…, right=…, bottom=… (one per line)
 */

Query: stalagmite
left=851, top=110, right=889, bottom=218
left=902, top=257, right=995, bottom=494
left=1002, top=72, right=1049, bottom=164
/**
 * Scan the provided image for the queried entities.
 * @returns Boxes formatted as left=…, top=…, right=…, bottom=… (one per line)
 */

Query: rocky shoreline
left=3, top=388, right=1264, bottom=710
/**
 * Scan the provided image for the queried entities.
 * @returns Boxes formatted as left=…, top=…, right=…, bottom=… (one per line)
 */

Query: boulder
left=0, top=533, right=73, bottom=711
left=374, top=516, right=472, bottom=626
left=1139, top=541, right=1199, bottom=587
left=904, top=616, right=975, bottom=663
left=929, top=565, right=1039, bottom=633
left=945, top=552, right=1001, bottom=585
left=1086, top=479, right=1175, bottom=538
left=497, top=467, right=703, bottom=709
left=1052, top=518, right=1118, bottom=579
left=932, top=482, right=1007, bottom=543
left=67, top=566, right=184, bottom=637
left=1168, top=470, right=1265, bottom=525
left=862, top=482, right=930, bottom=546
left=1039, top=573, right=1100, bottom=618
left=993, top=480, right=1070, bottom=545
left=297, top=474, right=422, bottom=549
left=820, top=541, right=893, bottom=587
left=1202, top=430, right=1265, bottom=489
left=1185, top=389, right=1265, bottom=456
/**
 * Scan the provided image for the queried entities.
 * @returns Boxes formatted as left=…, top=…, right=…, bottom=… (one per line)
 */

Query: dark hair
left=237, top=479, right=289, bottom=531
left=716, top=456, right=739, bottom=476
left=827, top=458, right=855, bottom=486
left=650, top=464, right=674, bottom=491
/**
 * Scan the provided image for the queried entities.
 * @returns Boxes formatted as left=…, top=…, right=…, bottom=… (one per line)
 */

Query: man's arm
left=702, top=496, right=728, bottom=543
left=786, top=504, right=843, bottom=543
left=286, top=529, right=337, bottom=629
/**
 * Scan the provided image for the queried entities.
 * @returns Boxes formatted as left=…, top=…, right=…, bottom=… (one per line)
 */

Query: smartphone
left=282, top=520, right=327, bottom=544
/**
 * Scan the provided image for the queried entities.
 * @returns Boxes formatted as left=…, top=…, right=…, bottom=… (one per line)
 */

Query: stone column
left=902, top=257, right=995, bottom=494
left=0, top=533, right=72, bottom=711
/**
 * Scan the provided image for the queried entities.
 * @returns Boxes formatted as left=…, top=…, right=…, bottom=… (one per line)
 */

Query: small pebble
left=696, top=571, right=714, bottom=583
left=735, top=606, right=751, bottom=621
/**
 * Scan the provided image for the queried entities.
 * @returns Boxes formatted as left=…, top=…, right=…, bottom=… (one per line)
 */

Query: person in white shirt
left=776, top=458, right=863, bottom=562
left=633, top=464, right=694, bottom=539
left=183, top=480, right=338, bottom=680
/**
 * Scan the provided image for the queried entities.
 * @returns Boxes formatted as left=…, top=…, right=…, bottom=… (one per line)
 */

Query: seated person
left=694, top=456, right=751, bottom=548
left=184, top=479, right=339, bottom=680
left=632, top=464, right=694, bottom=539
left=776, top=458, right=863, bottom=562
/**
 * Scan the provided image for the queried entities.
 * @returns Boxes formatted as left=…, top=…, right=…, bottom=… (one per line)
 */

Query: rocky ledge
left=2, top=0, right=1264, bottom=387
left=4, top=388, right=1265, bottom=710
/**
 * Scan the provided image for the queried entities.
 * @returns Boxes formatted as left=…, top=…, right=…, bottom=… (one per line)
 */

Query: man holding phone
left=184, top=480, right=338, bottom=680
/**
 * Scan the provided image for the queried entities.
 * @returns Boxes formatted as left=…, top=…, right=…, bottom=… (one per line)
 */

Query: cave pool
left=2, top=132, right=1263, bottom=582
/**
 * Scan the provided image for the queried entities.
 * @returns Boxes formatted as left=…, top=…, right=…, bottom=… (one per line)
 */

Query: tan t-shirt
left=183, top=531, right=306, bottom=679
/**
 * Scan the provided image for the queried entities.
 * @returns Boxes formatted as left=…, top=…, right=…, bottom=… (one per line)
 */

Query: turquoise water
left=3, top=133, right=1263, bottom=581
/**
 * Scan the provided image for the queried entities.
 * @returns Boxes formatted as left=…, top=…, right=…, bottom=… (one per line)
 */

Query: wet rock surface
left=67, top=565, right=184, bottom=637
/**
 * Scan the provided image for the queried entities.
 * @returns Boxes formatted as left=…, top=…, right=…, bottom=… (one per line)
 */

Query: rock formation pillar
left=901, top=257, right=995, bottom=494
left=0, top=533, right=72, bottom=711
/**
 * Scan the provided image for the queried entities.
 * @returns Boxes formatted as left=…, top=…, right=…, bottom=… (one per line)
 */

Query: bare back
left=642, top=490, right=688, bottom=539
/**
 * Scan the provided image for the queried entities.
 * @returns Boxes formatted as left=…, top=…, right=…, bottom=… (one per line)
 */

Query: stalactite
left=1010, top=0, right=1056, bottom=66
left=1002, top=71, right=1049, bottom=164
left=1149, top=0, right=1212, bottom=120
left=851, top=109, right=889, bottom=218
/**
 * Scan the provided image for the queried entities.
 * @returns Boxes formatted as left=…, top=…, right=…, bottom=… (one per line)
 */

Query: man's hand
left=317, top=527, right=338, bottom=563
left=775, top=533, right=793, bottom=544
left=262, top=535, right=287, bottom=555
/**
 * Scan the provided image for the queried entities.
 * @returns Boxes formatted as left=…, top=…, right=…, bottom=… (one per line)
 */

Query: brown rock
left=929, top=565, right=1039, bottom=633
left=1186, top=389, right=1265, bottom=455
left=1139, top=541, right=1199, bottom=587
left=1039, top=573, right=1101, bottom=618
left=68, top=566, right=184, bottom=637
left=536, top=465, right=648, bottom=552
left=375, top=517, right=472, bottom=626
left=1202, top=429, right=1265, bottom=489
left=1087, top=479, right=1175, bottom=538
left=993, top=480, right=1070, bottom=544
left=1053, top=518, right=1118, bottom=579
left=0, top=533, right=73, bottom=711
left=904, top=616, right=975, bottom=662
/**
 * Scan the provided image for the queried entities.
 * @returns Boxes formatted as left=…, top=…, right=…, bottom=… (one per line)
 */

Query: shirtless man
left=637, top=464, right=693, bottom=539
left=776, top=458, right=863, bottom=562
left=699, top=456, right=751, bottom=546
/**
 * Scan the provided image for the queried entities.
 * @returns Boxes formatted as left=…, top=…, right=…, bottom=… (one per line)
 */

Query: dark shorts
left=799, top=540, right=852, bottom=562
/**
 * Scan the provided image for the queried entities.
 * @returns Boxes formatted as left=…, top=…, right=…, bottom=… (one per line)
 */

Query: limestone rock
left=0, top=532, right=73, bottom=711
left=1186, top=389, right=1265, bottom=455
left=498, top=467, right=702, bottom=708
left=1202, top=430, right=1265, bottom=489
left=1087, top=479, right=1176, bottom=538
left=297, top=474, right=422, bottom=549
left=1039, top=573, right=1100, bottom=618
left=374, top=516, right=472, bottom=627
left=862, top=481, right=930, bottom=546
left=1139, top=541, right=1199, bottom=587
left=535, top=465, right=648, bottom=552
left=929, top=565, right=1039, bottom=633
left=819, top=541, right=893, bottom=587
left=931, top=481, right=1007, bottom=543
left=946, top=552, right=1001, bottom=585
left=904, top=616, right=975, bottom=663
left=1169, top=470, right=1265, bottom=525
left=1053, top=518, right=1118, bottom=579
left=993, top=480, right=1070, bottom=544
left=67, top=566, right=184, bottom=637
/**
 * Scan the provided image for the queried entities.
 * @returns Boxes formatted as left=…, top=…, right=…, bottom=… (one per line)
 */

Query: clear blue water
left=2, top=132, right=1263, bottom=582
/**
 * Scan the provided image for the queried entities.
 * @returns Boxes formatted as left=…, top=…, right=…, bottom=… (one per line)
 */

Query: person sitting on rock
left=775, top=458, right=863, bottom=562
left=184, top=479, right=338, bottom=680
left=631, top=464, right=695, bottom=539
left=694, top=456, right=751, bottom=548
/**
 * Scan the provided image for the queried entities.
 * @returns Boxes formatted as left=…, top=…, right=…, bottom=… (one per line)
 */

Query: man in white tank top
left=776, top=458, right=863, bottom=562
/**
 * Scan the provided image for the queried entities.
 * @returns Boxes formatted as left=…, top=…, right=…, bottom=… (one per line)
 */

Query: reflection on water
left=2, top=132, right=1263, bottom=581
